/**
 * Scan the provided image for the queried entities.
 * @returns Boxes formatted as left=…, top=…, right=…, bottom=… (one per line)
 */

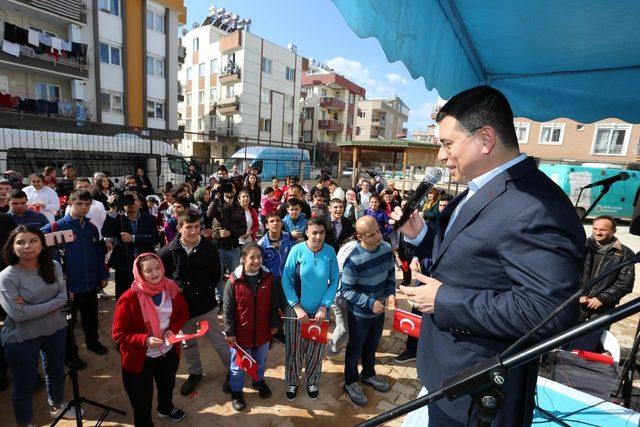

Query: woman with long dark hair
left=243, top=174, right=262, bottom=211
left=0, top=225, right=80, bottom=426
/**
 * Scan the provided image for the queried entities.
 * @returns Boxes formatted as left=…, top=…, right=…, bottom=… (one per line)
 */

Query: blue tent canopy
left=331, top=0, right=640, bottom=123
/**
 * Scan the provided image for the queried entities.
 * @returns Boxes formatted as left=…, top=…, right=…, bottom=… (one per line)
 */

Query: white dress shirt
left=23, top=185, right=60, bottom=223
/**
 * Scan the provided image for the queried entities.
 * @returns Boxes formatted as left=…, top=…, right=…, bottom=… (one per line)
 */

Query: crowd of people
left=0, top=158, right=459, bottom=426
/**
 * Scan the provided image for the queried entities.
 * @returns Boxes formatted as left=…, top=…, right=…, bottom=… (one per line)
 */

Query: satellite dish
left=180, top=27, right=188, bottom=36
left=208, top=6, right=216, bottom=15
left=192, top=22, right=200, bottom=29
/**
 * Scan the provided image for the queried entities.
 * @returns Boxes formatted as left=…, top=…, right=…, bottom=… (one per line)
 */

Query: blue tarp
left=331, top=0, right=640, bottom=123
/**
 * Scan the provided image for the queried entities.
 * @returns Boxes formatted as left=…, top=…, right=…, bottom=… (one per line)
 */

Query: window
left=186, top=93, right=192, bottom=107
left=210, top=88, right=217, bottom=104
left=186, top=67, right=192, bottom=80
left=99, top=0, right=120, bottom=16
left=261, top=58, right=272, bottom=74
left=198, top=118, right=204, bottom=131
left=592, top=124, right=632, bottom=156
left=192, top=38, right=199, bottom=51
left=198, top=90, right=204, bottom=105
left=514, top=122, right=530, bottom=144
left=305, top=87, right=313, bottom=96
left=198, top=63, right=205, bottom=76
left=285, top=95, right=294, bottom=109
left=260, top=118, right=272, bottom=132
left=538, top=123, right=565, bottom=145
left=335, top=91, right=341, bottom=100
left=185, top=119, right=192, bottom=131
left=210, top=59, right=218, bottom=74
left=0, top=74, right=8, bottom=92
left=261, top=88, right=271, bottom=104
left=285, top=67, right=295, bottom=81
left=147, top=100, right=164, bottom=119
left=146, top=10, right=164, bottom=33
left=304, top=108, right=312, bottom=119
left=356, top=127, right=363, bottom=136
left=100, top=91, right=123, bottom=114
left=349, top=93, right=355, bottom=104
left=302, top=130, right=312, bottom=142
left=320, top=88, right=327, bottom=97
left=146, top=56, right=164, bottom=77
left=34, top=82, right=60, bottom=101
left=287, top=122, right=293, bottom=136
left=357, top=110, right=366, bottom=119
left=225, top=84, right=235, bottom=98
left=99, top=42, right=121, bottom=66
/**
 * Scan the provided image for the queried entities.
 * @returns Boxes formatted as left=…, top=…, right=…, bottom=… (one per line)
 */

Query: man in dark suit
left=393, top=86, right=585, bottom=427
left=326, top=198, right=355, bottom=252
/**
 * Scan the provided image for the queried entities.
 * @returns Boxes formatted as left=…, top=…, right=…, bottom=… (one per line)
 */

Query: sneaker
left=231, top=392, right=246, bottom=411
left=49, top=402, right=85, bottom=420
left=180, top=374, right=203, bottom=396
left=87, top=342, right=108, bottom=355
left=157, top=408, right=186, bottom=422
left=222, top=372, right=231, bottom=394
left=394, top=350, right=417, bottom=364
left=66, top=357, right=87, bottom=371
left=362, top=375, right=390, bottom=392
left=327, top=342, right=341, bottom=356
left=252, top=381, right=272, bottom=399
left=286, top=385, right=298, bottom=401
left=344, top=382, right=368, bottom=406
left=307, top=384, right=319, bottom=400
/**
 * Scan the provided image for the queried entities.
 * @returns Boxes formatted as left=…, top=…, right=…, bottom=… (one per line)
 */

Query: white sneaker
left=49, top=402, right=85, bottom=420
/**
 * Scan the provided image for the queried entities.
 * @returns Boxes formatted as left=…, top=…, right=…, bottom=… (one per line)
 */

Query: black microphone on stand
left=582, top=171, right=630, bottom=189
left=393, top=168, right=443, bottom=229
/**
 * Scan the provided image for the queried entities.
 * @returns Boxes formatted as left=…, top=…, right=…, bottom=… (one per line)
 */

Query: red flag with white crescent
left=393, top=309, right=422, bottom=338
left=300, top=320, right=329, bottom=344
left=234, top=344, right=260, bottom=381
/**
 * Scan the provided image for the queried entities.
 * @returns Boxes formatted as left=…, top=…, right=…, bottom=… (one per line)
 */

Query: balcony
left=318, top=119, right=343, bottom=133
left=219, top=64, right=241, bottom=85
left=216, top=96, right=240, bottom=115
left=0, top=44, right=89, bottom=79
left=178, top=45, right=186, bottom=65
left=319, top=96, right=345, bottom=111
left=371, top=116, right=387, bottom=127
left=220, top=30, right=242, bottom=54
left=14, top=0, right=87, bottom=24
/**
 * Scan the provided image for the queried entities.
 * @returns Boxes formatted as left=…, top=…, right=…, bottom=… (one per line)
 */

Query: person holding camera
left=103, top=191, right=160, bottom=300
left=207, top=182, right=247, bottom=310
left=0, top=225, right=82, bottom=425
left=42, top=190, right=110, bottom=370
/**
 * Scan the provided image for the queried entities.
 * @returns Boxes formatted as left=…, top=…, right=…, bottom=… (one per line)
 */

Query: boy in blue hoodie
left=42, top=190, right=109, bottom=369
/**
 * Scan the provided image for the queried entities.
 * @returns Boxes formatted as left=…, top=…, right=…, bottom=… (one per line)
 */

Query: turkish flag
left=393, top=309, right=422, bottom=338
left=300, top=320, right=329, bottom=344
left=234, top=344, right=260, bottom=381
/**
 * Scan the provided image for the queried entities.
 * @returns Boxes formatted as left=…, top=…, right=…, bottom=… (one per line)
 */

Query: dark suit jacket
left=102, top=212, right=160, bottom=271
left=411, top=157, right=585, bottom=426
left=326, top=216, right=355, bottom=252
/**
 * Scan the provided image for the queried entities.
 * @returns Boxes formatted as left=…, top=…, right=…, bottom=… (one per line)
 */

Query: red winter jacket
left=112, top=288, right=189, bottom=373
left=247, top=207, right=260, bottom=241
left=228, top=268, right=274, bottom=348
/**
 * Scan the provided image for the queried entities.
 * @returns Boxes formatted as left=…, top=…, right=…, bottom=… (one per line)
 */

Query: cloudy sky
left=184, top=0, right=440, bottom=137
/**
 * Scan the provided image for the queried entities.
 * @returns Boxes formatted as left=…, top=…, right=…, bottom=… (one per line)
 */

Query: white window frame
left=185, top=119, right=192, bottom=131
left=209, top=88, right=217, bottom=105
left=590, top=123, right=633, bottom=157
left=99, top=0, right=120, bottom=16
left=210, top=58, right=218, bottom=75
left=100, top=91, right=123, bottom=114
left=186, top=67, right=192, bottom=80
left=192, top=38, right=199, bottom=51
left=302, top=130, right=312, bottom=142
left=147, top=100, right=165, bottom=119
left=146, top=10, right=164, bottom=33
left=99, top=42, right=121, bottom=66
left=34, top=82, right=60, bottom=101
left=186, top=93, right=192, bottom=107
left=261, top=58, right=272, bottom=74
left=198, top=118, right=204, bottom=131
left=146, top=55, right=164, bottom=78
left=358, top=110, right=366, bottom=119
left=285, top=67, right=295, bottom=81
left=261, top=88, right=271, bottom=104
left=198, top=90, right=205, bottom=105
left=198, top=63, right=205, bottom=77
left=260, top=118, right=271, bottom=132
left=514, top=122, right=530, bottom=145
left=538, top=122, right=565, bottom=145
left=226, top=84, right=235, bottom=98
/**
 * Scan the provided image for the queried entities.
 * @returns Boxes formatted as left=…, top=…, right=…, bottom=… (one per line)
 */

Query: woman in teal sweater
left=281, top=217, right=339, bottom=402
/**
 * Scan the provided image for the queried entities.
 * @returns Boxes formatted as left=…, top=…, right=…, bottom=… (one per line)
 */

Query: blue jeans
left=344, top=312, right=385, bottom=385
left=4, top=327, right=67, bottom=425
left=229, top=341, right=269, bottom=392
left=216, top=247, right=241, bottom=304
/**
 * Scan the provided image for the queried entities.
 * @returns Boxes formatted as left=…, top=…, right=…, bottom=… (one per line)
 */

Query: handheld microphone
left=582, top=171, right=630, bottom=189
left=393, top=168, right=443, bottom=229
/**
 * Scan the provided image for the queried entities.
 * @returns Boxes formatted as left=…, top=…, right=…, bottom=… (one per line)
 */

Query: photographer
left=103, top=191, right=160, bottom=300
left=207, top=180, right=246, bottom=309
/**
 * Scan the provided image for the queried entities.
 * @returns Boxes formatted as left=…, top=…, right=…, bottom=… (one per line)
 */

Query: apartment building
left=413, top=125, right=436, bottom=143
left=514, top=118, right=640, bottom=166
left=177, top=10, right=304, bottom=161
left=0, top=0, right=185, bottom=134
left=300, top=61, right=366, bottom=164
left=354, top=96, right=409, bottom=141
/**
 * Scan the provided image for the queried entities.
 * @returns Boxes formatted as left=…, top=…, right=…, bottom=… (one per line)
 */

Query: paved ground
left=4, top=222, right=640, bottom=426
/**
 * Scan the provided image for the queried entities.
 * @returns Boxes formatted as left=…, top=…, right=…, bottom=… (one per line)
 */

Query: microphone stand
left=48, top=232, right=126, bottom=426
left=576, top=183, right=612, bottom=221
left=359, top=253, right=640, bottom=427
